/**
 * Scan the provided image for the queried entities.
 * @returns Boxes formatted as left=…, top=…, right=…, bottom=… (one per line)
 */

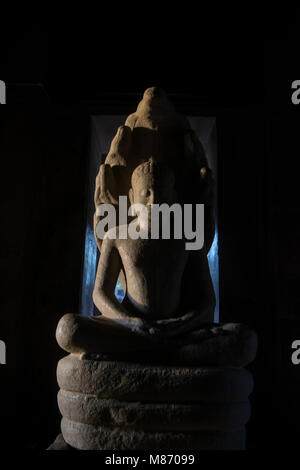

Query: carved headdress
left=94, top=87, right=214, bottom=253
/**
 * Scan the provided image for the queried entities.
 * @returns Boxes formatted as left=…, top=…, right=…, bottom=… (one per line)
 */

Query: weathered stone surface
left=47, top=433, right=73, bottom=451
left=58, top=390, right=251, bottom=431
left=61, top=418, right=246, bottom=450
left=56, top=315, right=257, bottom=367
left=54, top=89, right=257, bottom=451
left=88, top=87, right=219, bottom=347
left=175, top=322, right=257, bottom=367
left=57, top=354, right=253, bottom=402
left=56, top=314, right=149, bottom=355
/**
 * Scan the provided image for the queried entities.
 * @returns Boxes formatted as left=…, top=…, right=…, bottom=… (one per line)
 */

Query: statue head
left=136, top=86, right=173, bottom=114
left=129, top=159, right=176, bottom=208
left=128, top=159, right=177, bottom=234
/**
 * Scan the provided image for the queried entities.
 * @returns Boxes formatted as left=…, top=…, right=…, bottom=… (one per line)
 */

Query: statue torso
left=116, top=236, right=189, bottom=320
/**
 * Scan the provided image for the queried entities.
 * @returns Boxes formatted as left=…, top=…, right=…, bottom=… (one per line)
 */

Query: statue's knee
left=220, top=323, right=258, bottom=365
left=56, top=313, right=81, bottom=353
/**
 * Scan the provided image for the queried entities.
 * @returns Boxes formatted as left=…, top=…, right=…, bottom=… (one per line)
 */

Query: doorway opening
left=81, top=115, right=219, bottom=322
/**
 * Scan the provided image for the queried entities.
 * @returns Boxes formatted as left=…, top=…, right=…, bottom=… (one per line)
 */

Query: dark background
left=0, top=12, right=300, bottom=451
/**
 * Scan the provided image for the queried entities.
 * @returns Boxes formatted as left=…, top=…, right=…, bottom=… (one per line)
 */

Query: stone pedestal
left=57, top=354, right=253, bottom=450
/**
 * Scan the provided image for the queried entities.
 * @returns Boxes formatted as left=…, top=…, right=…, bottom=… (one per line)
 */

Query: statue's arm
left=92, top=237, right=146, bottom=331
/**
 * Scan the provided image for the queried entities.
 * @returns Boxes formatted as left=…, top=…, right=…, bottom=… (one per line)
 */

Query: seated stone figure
left=56, top=159, right=257, bottom=367
left=93, top=159, right=215, bottom=332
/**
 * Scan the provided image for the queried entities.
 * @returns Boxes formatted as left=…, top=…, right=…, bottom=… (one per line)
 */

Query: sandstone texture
left=56, top=315, right=257, bottom=367
left=57, top=354, right=253, bottom=402
left=54, top=87, right=257, bottom=451
left=58, top=390, right=250, bottom=431
left=61, top=418, right=246, bottom=451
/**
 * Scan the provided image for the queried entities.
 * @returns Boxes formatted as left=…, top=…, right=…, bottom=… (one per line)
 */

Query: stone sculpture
left=53, top=87, right=257, bottom=450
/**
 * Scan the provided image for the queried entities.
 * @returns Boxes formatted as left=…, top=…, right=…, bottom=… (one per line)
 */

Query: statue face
left=129, top=169, right=177, bottom=232
left=131, top=171, right=175, bottom=207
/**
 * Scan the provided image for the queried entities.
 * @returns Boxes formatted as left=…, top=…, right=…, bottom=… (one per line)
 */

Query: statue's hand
left=137, top=322, right=164, bottom=338
left=123, top=317, right=168, bottom=340
left=154, top=311, right=206, bottom=338
left=155, top=312, right=194, bottom=328
left=115, top=316, right=160, bottom=338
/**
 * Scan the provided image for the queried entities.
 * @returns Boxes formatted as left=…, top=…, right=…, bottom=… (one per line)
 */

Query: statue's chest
left=119, top=239, right=187, bottom=272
